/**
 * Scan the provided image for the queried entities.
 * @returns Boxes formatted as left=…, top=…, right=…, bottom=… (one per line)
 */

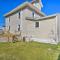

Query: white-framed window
left=9, top=17, right=10, bottom=22
left=35, top=22, right=39, bottom=28
left=18, top=25, right=20, bottom=31
left=9, top=25, right=10, bottom=31
left=18, top=12, right=20, bottom=19
left=32, top=11, right=34, bottom=18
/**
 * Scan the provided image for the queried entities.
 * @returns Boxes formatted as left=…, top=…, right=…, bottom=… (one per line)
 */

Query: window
left=18, top=25, right=20, bottom=31
left=32, top=12, right=34, bottom=18
left=35, top=22, right=39, bottom=28
left=19, top=12, right=20, bottom=19
left=9, top=26, right=10, bottom=31
left=32, top=11, right=34, bottom=18
left=9, top=17, right=10, bottom=22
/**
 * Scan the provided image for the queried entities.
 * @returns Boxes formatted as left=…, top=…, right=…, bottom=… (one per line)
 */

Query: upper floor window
left=19, top=12, right=20, bottom=19
left=9, top=17, right=10, bottom=22
left=18, top=25, right=20, bottom=31
left=35, top=22, right=39, bottom=28
left=32, top=11, right=34, bottom=18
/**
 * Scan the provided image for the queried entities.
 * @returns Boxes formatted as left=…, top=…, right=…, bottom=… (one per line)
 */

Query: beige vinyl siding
left=25, top=17, right=57, bottom=40
left=5, top=17, right=10, bottom=31
left=21, top=8, right=42, bottom=38
left=8, top=13, right=19, bottom=34
left=20, top=8, right=33, bottom=37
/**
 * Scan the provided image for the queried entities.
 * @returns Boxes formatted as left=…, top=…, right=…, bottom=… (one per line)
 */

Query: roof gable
left=4, top=1, right=45, bottom=17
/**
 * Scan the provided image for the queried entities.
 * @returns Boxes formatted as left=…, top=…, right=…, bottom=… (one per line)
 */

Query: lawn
left=0, top=41, right=59, bottom=60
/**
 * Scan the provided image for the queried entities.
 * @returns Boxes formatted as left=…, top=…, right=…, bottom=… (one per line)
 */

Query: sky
left=0, top=0, right=60, bottom=27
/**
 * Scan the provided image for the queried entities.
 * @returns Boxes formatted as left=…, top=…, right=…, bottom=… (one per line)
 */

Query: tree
left=4, top=30, right=14, bottom=42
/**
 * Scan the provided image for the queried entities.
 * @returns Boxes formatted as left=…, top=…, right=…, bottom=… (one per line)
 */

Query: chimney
left=37, top=0, right=40, bottom=3
left=32, top=0, right=40, bottom=3
left=32, top=0, right=43, bottom=10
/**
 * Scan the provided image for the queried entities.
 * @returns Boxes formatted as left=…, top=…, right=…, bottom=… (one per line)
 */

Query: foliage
left=57, top=54, right=60, bottom=60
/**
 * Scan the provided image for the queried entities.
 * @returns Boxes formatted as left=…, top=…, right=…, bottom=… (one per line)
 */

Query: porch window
left=35, top=22, right=39, bottom=28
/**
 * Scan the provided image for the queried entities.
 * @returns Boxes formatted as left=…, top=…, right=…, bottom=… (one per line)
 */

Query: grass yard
left=0, top=41, right=59, bottom=60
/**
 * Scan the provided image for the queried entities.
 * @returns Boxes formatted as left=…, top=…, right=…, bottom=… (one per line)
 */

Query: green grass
left=0, top=41, right=59, bottom=60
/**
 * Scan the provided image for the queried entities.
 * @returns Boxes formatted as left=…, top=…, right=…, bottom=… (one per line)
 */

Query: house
left=4, top=0, right=60, bottom=44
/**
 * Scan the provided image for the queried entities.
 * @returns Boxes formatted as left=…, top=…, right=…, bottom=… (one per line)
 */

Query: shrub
left=57, top=54, right=60, bottom=60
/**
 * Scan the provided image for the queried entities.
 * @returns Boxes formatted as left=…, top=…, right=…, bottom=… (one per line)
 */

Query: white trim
left=4, top=1, right=28, bottom=16
left=26, top=14, right=58, bottom=21
left=4, top=1, right=45, bottom=17
left=56, top=15, right=58, bottom=43
left=30, top=38, right=57, bottom=44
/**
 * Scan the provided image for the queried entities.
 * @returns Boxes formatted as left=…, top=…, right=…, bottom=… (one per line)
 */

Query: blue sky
left=0, top=0, right=60, bottom=27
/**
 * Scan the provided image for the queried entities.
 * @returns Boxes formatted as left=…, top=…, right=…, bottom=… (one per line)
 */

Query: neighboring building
left=4, top=0, right=60, bottom=44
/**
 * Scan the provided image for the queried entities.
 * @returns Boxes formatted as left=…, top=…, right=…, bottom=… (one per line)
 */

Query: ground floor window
left=18, top=25, right=20, bottom=31
left=35, top=22, right=39, bottom=28
left=9, top=26, right=10, bottom=31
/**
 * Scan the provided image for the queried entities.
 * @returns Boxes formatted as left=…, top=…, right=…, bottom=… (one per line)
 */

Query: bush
left=57, top=54, right=60, bottom=60
left=23, top=37, right=25, bottom=42
left=12, top=35, right=18, bottom=43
